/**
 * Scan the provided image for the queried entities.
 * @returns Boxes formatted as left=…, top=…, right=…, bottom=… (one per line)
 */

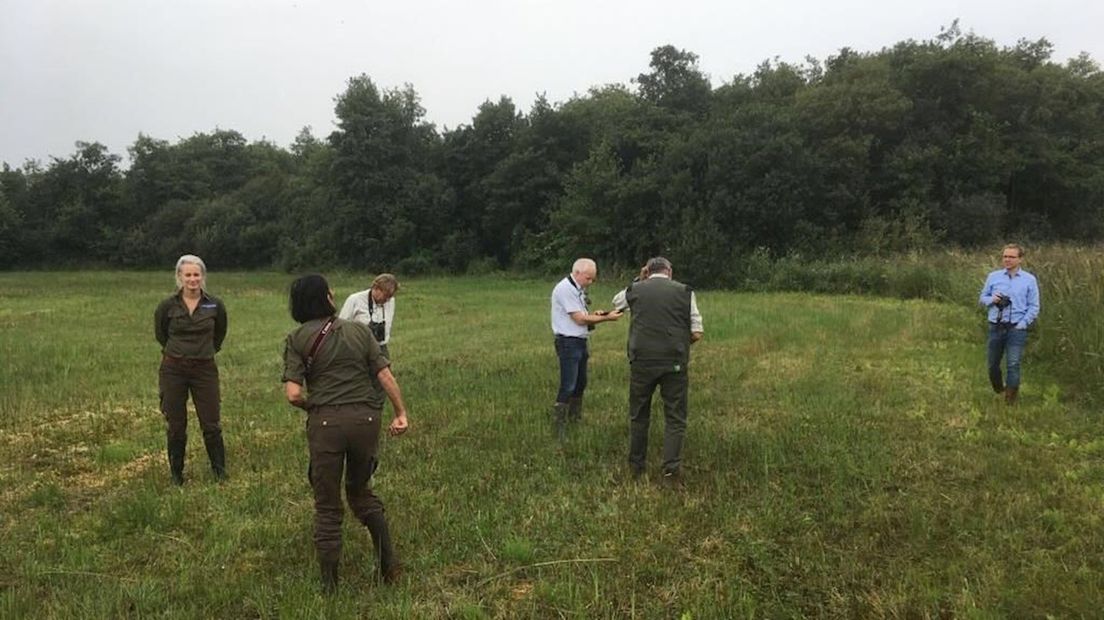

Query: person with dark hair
left=613, top=257, right=703, bottom=486
left=283, top=274, right=410, bottom=593
left=339, top=273, right=400, bottom=358
left=979, top=243, right=1041, bottom=404
left=154, top=254, right=228, bottom=485
left=549, top=258, right=622, bottom=439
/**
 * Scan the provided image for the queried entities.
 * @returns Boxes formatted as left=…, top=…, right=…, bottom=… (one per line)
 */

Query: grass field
left=1, top=271, right=1102, bottom=618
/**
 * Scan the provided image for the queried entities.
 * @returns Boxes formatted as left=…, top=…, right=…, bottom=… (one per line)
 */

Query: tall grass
left=1025, top=246, right=1104, bottom=400
left=703, top=245, right=1103, bottom=403
left=1, top=268, right=1102, bottom=617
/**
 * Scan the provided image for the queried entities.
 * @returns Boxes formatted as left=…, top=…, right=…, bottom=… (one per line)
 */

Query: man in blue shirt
left=978, top=244, right=1041, bottom=404
left=550, top=258, right=622, bottom=439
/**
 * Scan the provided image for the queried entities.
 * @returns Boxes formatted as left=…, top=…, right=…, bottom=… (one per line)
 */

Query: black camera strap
left=368, top=292, right=387, bottom=322
left=567, top=275, right=591, bottom=308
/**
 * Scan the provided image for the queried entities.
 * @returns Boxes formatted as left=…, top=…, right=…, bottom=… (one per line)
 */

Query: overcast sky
left=2, top=0, right=1101, bottom=167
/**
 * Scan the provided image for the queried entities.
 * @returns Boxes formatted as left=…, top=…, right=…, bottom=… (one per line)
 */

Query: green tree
left=0, top=186, right=23, bottom=267
left=27, top=142, right=125, bottom=262
left=328, top=75, right=451, bottom=269
left=635, top=45, right=712, bottom=116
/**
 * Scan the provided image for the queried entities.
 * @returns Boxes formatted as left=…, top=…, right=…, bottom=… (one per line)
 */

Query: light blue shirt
left=551, top=275, right=589, bottom=338
left=979, top=268, right=1040, bottom=329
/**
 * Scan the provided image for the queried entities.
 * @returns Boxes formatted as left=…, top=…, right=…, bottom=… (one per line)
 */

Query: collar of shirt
left=565, top=275, right=586, bottom=301
left=176, top=289, right=213, bottom=304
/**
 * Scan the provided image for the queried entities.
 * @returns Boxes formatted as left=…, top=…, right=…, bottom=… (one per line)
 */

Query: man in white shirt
left=339, top=274, right=399, bottom=358
left=550, top=258, right=622, bottom=439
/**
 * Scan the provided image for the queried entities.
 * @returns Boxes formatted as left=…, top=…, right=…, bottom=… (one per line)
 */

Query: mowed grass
left=1, top=271, right=1102, bottom=618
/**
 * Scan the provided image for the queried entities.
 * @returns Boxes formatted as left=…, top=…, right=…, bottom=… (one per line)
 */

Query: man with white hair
left=549, top=258, right=622, bottom=439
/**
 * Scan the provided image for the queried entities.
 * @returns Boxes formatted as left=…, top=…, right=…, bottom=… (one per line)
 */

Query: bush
left=394, top=250, right=437, bottom=276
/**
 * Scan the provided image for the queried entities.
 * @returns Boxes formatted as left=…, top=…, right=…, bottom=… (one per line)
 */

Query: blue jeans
left=988, top=324, right=1028, bottom=390
left=554, top=336, right=589, bottom=404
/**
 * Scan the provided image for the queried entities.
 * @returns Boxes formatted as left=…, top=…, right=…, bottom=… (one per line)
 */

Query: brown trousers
left=307, top=403, right=393, bottom=569
left=159, top=356, right=221, bottom=443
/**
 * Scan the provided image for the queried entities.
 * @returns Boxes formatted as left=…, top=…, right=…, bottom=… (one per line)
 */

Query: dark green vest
left=625, top=277, right=693, bottom=365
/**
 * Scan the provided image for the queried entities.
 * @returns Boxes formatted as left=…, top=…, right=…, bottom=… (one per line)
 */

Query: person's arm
left=282, top=335, right=308, bottom=409
left=559, top=282, right=620, bottom=326
left=383, top=298, right=394, bottom=344
left=979, top=274, right=999, bottom=306
left=213, top=299, right=228, bottom=352
left=154, top=300, right=170, bottom=347
left=569, top=309, right=623, bottom=326
left=1019, top=278, right=1041, bottom=329
left=611, top=289, right=628, bottom=312
left=285, top=380, right=307, bottom=409
left=689, top=291, right=703, bottom=344
left=376, top=367, right=409, bottom=435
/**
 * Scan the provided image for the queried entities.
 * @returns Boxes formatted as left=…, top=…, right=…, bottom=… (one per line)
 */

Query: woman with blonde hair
left=153, top=254, right=228, bottom=485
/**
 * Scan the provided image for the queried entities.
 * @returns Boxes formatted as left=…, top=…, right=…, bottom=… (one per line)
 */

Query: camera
left=994, top=296, right=1011, bottom=309
left=368, top=321, right=386, bottom=342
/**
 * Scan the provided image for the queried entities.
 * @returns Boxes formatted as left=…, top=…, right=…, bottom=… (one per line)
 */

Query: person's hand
left=992, top=292, right=1003, bottom=304
left=389, top=412, right=409, bottom=436
left=605, top=309, right=623, bottom=321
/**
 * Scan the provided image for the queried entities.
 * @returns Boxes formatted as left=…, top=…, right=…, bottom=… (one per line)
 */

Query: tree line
left=2, top=25, right=1102, bottom=285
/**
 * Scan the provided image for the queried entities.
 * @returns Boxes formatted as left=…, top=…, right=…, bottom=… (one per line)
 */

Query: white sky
left=2, top=0, right=1101, bottom=166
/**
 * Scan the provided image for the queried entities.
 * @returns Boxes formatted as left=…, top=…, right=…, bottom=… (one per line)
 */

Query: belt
left=554, top=334, right=587, bottom=340
left=308, top=402, right=378, bottom=415
left=162, top=354, right=214, bottom=366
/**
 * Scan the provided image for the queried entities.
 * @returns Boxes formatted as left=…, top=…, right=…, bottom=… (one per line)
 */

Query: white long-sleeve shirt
left=338, top=290, right=395, bottom=345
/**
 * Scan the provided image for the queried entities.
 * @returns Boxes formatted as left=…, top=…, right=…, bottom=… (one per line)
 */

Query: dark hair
left=289, top=274, right=334, bottom=323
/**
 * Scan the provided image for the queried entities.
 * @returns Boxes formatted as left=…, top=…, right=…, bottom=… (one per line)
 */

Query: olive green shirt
left=282, top=318, right=390, bottom=409
left=154, top=291, right=228, bottom=359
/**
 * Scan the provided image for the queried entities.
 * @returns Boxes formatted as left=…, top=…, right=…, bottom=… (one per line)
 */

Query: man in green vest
left=613, top=257, right=703, bottom=485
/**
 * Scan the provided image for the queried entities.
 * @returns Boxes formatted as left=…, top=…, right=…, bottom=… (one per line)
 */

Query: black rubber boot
left=363, top=512, right=400, bottom=584
left=552, top=403, right=568, bottom=442
left=203, top=431, right=227, bottom=481
left=319, top=551, right=339, bottom=594
left=567, top=396, right=583, bottom=422
left=167, top=437, right=186, bottom=486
